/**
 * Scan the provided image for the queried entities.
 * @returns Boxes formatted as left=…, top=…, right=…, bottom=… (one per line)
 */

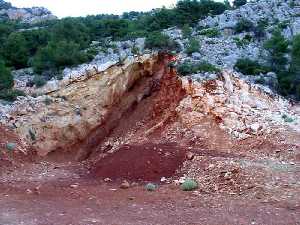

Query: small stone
left=131, top=182, right=139, bottom=187
left=120, top=180, right=130, bottom=189
left=160, top=177, right=167, bottom=182
left=104, top=178, right=112, bottom=182
left=186, top=152, right=195, bottom=160
left=70, top=184, right=79, bottom=188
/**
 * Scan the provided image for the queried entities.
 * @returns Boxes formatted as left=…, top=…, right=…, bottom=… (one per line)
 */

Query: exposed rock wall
left=1, top=54, right=172, bottom=156
left=0, top=0, right=56, bottom=24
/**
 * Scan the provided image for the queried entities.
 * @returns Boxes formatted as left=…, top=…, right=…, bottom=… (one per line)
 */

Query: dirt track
left=0, top=138, right=299, bottom=225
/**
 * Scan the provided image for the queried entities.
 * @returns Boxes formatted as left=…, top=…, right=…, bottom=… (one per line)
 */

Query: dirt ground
left=1, top=121, right=300, bottom=225
left=1, top=74, right=300, bottom=224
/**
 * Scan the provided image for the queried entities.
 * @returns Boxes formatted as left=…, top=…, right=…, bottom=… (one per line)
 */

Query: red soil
left=91, top=143, right=186, bottom=182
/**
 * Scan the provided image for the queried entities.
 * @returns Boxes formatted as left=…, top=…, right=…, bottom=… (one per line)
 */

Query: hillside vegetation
left=0, top=0, right=299, bottom=100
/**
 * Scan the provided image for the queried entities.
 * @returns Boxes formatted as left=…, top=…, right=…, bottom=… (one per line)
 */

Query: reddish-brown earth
left=91, top=143, right=186, bottom=182
left=0, top=55, right=300, bottom=224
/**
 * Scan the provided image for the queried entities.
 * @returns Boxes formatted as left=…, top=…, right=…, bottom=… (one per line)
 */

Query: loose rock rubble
left=178, top=70, right=298, bottom=139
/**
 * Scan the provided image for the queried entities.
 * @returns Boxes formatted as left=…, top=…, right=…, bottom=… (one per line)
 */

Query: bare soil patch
left=91, top=143, right=186, bottom=182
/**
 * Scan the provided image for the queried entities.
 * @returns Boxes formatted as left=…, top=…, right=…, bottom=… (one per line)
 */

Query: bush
left=254, top=19, right=268, bottom=39
left=145, top=32, right=180, bottom=52
left=180, top=179, right=198, bottom=191
left=6, top=143, right=16, bottom=151
left=0, top=60, right=13, bottom=90
left=199, top=28, right=220, bottom=37
left=182, top=24, right=192, bottom=38
left=234, top=58, right=270, bottom=75
left=235, top=19, right=254, bottom=33
left=0, top=89, right=26, bottom=102
left=33, top=76, right=47, bottom=88
left=33, top=41, right=89, bottom=74
left=186, top=38, right=200, bottom=55
left=3, top=33, right=29, bottom=69
left=233, top=36, right=252, bottom=48
left=233, top=0, right=247, bottom=8
left=264, top=29, right=289, bottom=73
left=145, top=183, right=157, bottom=191
left=177, top=61, right=220, bottom=76
left=284, top=34, right=300, bottom=99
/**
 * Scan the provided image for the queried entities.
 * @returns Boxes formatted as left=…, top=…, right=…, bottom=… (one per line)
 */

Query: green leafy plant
left=6, top=142, right=16, bottom=151
left=234, top=58, right=270, bottom=75
left=145, top=32, right=180, bottom=52
left=33, top=76, right=47, bottom=88
left=235, top=19, right=254, bottom=33
left=186, top=38, right=200, bottom=55
left=264, top=29, right=289, bottom=73
left=233, top=0, right=247, bottom=8
left=0, top=89, right=26, bottom=102
left=145, top=183, right=157, bottom=191
left=182, top=24, right=192, bottom=38
left=199, top=28, right=220, bottom=37
left=0, top=60, right=13, bottom=90
left=180, top=179, right=198, bottom=191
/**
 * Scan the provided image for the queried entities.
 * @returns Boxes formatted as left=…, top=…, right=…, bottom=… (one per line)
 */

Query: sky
left=8, top=0, right=179, bottom=18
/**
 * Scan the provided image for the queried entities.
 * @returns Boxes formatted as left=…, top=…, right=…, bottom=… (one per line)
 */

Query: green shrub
left=284, top=34, right=300, bottom=99
left=282, top=114, right=294, bottom=123
left=3, top=32, right=29, bottom=69
left=264, top=29, right=289, bottom=73
left=186, top=38, right=200, bottom=55
left=0, top=60, right=13, bottom=90
left=6, top=142, right=16, bottom=151
left=233, top=36, right=252, bottom=48
left=196, top=62, right=220, bottom=73
left=233, top=0, right=247, bottom=8
left=182, top=24, right=192, bottom=38
left=254, top=19, right=268, bottom=39
left=44, top=97, right=53, bottom=106
left=235, top=19, right=254, bottom=33
left=234, top=58, right=270, bottom=75
left=145, top=183, right=157, bottom=191
left=180, top=179, right=198, bottom=191
left=199, top=28, right=220, bottom=37
left=33, top=41, right=89, bottom=74
left=145, top=32, right=180, bottom=52
left=0, top=89, right=26, bottom=102
left=33, top=76, right=47, bottom=88
left=177, top=61, right=220, bottom=76
left=277, top=20, right=290, bottom=30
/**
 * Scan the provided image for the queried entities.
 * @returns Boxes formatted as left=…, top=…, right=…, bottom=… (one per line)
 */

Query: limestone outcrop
left=0, top=0, right=56, bottom=24
left=0, top=54, right=174, bottom=156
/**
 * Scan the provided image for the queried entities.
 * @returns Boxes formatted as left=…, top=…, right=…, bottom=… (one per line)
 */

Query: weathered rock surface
left=178, top=70, right=297, bottom=139
left=0, top=0, right=56, bottom=24
left=0, top=54, right=173, bottom=156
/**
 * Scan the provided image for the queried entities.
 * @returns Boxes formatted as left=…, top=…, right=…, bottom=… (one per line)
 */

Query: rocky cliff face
left=1, top=54, right=179, bottom=156
left=0, top=0, right=56, bottom=23
left=165, top=0, right=300, bottom=69
left=1, top=53, right=298, bottom=159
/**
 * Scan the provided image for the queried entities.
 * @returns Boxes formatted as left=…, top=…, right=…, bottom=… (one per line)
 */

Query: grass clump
left=6, top=142, right=16, bottom=151
left=186, top=38, right=200, bottom=55
left=199, top=28, right=220, bottom=38
left=145, top=183, right=157, bottom=191
left=282, top=114, right=294, bottom=123
left=180, top=179, right=198, bottom=191
left=234, top=58, right=270, bottom=75
left=177, top=61, right=220, bottom=76
left=0, top=89, right=26, bottom=102
left=234, top=19, right=254, bottom=33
